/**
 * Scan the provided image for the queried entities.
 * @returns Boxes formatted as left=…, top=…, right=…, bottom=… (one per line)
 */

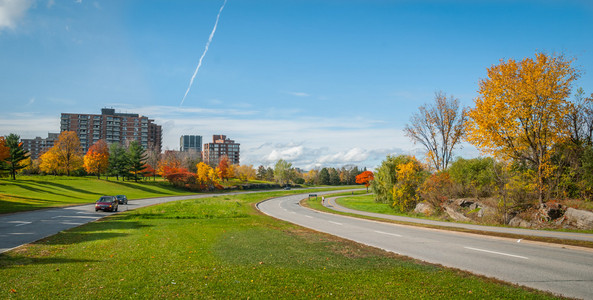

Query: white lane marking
left=51, top=216, right=98, bottom=219
left=464, top=246, right=528, bottom=260
left=8, top=232, right=34, bottom=235
left=305, top=215, right=313, bottom=218
left=374, top=230, right=402, bottom=237
left=7, top=221, right=32, bottom=226
left=328, top=221, right=342, bottom=225
left=60, top=222, right=86, bottom=225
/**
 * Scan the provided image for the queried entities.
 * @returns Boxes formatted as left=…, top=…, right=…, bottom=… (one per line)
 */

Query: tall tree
left=466, top=52, right=580, bottom=204
left=0, top=136, right=9, bottom=162
left=273, top=159, right=293, bottom=185
left=1, top=134, right=30, bottom=179
left=329, top=168, right=341, bottom=185
left=108, top=143, right=129, bottom=181
left=567, top=87, right=593, bottom=146
left=52, top=131, right=83, bottom=176
left=256, top=165, right=267, bottom=180
left=355, top=170, right=374, bottom=192
left=83, top=140, right=109, bottom=179
left=217, top=155, right=231, bottom=182
left=404, top=91, right=468, bottom=171
left=39, top=149, right=60, bottom=175
left=128, top=141, right=147, bottom=182
left=318, top=168, right=330, bottom=185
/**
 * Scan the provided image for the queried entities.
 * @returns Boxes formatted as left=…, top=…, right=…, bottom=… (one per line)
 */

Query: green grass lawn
left=0, top=191, right=556, bottom=299
left=0, top=176, right=193, bottom=214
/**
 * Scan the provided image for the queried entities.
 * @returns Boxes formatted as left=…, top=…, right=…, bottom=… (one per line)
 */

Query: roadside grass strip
left=0, top=192, right=559, bottom=299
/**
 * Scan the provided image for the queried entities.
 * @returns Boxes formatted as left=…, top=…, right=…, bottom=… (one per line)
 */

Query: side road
left=324, top=196, right=593, bottom=242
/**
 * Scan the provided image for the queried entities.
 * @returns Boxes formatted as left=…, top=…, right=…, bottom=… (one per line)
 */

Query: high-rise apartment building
left=60, top=108, right=162, bottom=153
left=21, top=132, right=60, bottom=159
left=202, top=135, right=240, bottom=166
left=180, top=135, right=202, bottom=152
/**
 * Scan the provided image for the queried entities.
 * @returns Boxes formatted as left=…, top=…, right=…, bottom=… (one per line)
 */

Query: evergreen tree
left=127, top=141, right=147, bottom=182
left=108, top=143, right=129, bottom=181
left=1, top=134, right=30, bottom=180
left=319, top=168, right=330, bottom=185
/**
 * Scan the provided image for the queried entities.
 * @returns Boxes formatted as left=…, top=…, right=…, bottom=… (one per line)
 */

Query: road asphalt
left=257, top=192, right=593, bottom=299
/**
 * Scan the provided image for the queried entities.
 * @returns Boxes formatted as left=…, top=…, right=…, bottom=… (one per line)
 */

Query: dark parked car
left=95, top=196, right=118, bottom=212
left=116, top=195, right=128, bottom=205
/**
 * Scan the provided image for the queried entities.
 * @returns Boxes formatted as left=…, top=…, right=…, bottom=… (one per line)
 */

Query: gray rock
left=444, top=206, right=471, bottom=222
left=563, top=208, right=593, bottom=230
left=414, top=202, right=435, bottom=216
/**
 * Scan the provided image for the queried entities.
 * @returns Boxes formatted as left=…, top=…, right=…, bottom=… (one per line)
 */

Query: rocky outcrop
left=443, top=206, right=472, bottom=222
left=562, top=208, right=593, bottom=230
left=414, top=202, right=435, bottom=216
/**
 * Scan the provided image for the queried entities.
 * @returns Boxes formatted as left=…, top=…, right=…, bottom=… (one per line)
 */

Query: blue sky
left=1, top=0, right=592, bottom=170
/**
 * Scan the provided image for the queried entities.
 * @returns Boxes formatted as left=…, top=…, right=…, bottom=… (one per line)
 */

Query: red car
left=95, top=196, right=119, bottom=212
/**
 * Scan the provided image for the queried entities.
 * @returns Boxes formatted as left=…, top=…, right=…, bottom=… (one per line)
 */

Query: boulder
left=562, top=208, right=593, bottom=230
left=414, top=202, right=435, bottom=216
left=508, top=216, right=535, bottom=228
left=444, top=206, right=471, bottom=222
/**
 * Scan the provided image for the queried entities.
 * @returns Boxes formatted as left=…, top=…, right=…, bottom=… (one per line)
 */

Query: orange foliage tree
left=466, top=52, right=580, bottom=204
left=83, top=140, right=109, bottom=179
left=355, top=170, right=374, bottom=192
left=217, top=156, right=231, bottom=182
left=0, top=136, right=9, bottom=162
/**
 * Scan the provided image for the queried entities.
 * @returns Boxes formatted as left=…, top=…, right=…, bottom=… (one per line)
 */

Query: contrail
left=180, top=0, right=227, bottom=106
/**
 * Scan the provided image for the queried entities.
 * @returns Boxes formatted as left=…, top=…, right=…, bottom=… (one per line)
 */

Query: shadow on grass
left=29, top=181, right=99, bottom=196
left=109, top=181, right=177, bottom=194
left=5, top=182, right=73, bottom=199
left=0, top=255, right=99, bottom=268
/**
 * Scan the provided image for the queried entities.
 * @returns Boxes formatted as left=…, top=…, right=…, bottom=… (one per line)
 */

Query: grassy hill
left=0, top=176, right=193, bottom=214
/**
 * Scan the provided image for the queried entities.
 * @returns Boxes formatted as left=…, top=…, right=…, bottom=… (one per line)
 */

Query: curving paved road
left=257, top=192, right=593, bottom=299
left=325, top=195, right=593, bottom=242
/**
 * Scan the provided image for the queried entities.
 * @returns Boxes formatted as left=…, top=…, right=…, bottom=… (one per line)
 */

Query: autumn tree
left=196, top=162, right=220, bottom=189
left=355, top=170, right=374, bottom=192
left=216, top=155, right=232, bottom=182
left=392, top=157, right=426, bottom=211
left=1, top=134, right=30, bottom=179
left=404, top=91, right=468, bottom=171
left=0, top=136, right=9, bottom=162
left=235, top=164, right=256, bottom=181
left=83, top=140, right=109, bottom=179
left=157, top=151, right=182, bottom=177
left=466, top=53, right=580, bottom=204
left=50, top=131, right=83, bottom=176
left=39, top=150, right=60, bottom=175
left=371, top=155, right=417, bottom=204
left=128, top=141, right=148, bottom=182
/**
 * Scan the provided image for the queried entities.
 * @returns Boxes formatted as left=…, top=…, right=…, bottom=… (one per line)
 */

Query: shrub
left=418, top=171, right=454, bottom=209
left=448, top=157, right=496, bottom=198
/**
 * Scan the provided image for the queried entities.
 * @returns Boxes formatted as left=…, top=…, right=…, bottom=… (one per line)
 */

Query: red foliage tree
left=355, top=170, right=374, bottom=192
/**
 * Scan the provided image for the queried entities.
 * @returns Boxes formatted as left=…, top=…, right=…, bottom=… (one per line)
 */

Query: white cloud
left=0, top=0, right=34, bottom=30
left=47, top=0, right=55, bottom=8
left=287, top=91, right=310, bottom=97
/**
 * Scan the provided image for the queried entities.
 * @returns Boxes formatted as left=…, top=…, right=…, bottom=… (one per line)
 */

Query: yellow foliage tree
left=83, top=140, right=109, bottom=179
left=196, top=162, right=220, bottom=188
left=466, top=52, right=580, bottom=204
left=235, top=164, right=256, bottom=181
left=39, top=150, right=60, bottom=174
left=53, top=131, right=84, bottom=176
left=392, top=157, right=426, bottom=211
